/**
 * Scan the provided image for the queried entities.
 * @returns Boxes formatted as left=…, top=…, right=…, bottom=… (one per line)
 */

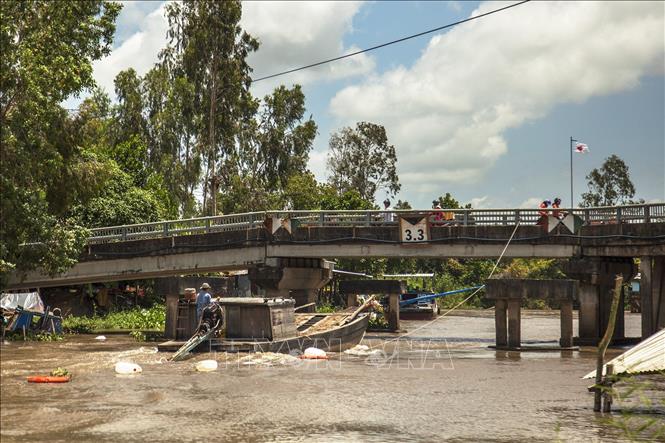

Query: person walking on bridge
left=196, top=283, right=212, bottom=322
left=538, top=200, right=551, bottom=218
left=551, top=197, right=563, bottom=219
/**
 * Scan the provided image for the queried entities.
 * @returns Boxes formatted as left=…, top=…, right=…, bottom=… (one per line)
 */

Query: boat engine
left=196, top=302, right=223, bottom=336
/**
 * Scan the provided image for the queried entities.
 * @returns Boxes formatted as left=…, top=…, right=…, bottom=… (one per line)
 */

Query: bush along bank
left=62, top=305, right=165, bottom=334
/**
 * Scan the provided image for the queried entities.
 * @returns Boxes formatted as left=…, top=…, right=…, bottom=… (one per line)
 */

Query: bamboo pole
left=594, top=274, right=623, bottom=412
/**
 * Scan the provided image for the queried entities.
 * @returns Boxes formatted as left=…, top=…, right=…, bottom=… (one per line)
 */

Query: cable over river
left=1, top=311, right=661, bottom=442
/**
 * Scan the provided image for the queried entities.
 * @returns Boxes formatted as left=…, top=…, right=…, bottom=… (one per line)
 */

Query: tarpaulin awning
left=0, top=292, right=45, bottom=314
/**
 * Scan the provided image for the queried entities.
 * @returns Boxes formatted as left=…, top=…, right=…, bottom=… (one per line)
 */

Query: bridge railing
left=87, top=203, right=665, bottom=244
left=89, top=212, right=265, bottom=244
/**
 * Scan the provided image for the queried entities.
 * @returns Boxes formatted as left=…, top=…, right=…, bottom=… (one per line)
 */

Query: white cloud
left=469, top=196, right=490, bottom=208
left=446, top=1, right=463, bottom=13
left=90, top=1, right=373, bottom=103
left=308, top=149, right=329, bottom=183
left=330, top=1, right=664, bottom=195
left=519, top=197, right=543, bottom=209
left=92, top=2, right=169, bottom=98
left=241, top=1, right=374, bottom=98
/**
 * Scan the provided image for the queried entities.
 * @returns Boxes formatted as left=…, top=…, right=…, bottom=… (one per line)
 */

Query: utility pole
left=570, top=136, right=576, bottom=208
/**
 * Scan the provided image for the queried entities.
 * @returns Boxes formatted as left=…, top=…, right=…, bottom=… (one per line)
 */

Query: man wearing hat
left=196, top=283, right=212, bottom=322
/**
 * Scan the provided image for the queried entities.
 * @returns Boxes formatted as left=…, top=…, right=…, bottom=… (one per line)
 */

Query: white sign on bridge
left=399, top=216, right=429, bottom=243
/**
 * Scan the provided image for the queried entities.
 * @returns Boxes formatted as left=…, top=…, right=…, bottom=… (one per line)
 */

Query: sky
left=71, top=0, right=665, bottom=209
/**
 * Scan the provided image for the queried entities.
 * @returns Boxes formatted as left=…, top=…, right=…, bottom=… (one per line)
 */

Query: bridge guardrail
left=86, top=203, right=665, bottom=244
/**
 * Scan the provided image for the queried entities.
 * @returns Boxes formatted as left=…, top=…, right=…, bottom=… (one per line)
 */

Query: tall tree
left=0, top=0, right=121, bottom=285
left=581, top=155, right=636, bottom=207
left=162, top=0, right=258, bottom=215
left=327, top=122, right=400, bottom=202
left=221, top=85, right=317, bottom=212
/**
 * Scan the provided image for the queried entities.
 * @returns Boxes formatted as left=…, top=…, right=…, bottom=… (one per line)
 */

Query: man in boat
left=196, top=283, right=212, bottom=322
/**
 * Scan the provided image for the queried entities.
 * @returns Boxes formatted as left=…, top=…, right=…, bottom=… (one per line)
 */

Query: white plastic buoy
left=114, top=362, right=142, bottom=374
left=95, top=335, right=106, bottom=341
left=194, top=360, right=218, bottom=372
left=302, top=347, right=327, bottom=359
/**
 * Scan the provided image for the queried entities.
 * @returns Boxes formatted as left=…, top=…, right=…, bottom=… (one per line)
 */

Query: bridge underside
left=6, top=223, right=665, bottom=289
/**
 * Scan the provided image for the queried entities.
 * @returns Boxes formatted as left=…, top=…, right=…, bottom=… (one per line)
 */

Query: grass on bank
left=62, top=305, right=166, bottom=333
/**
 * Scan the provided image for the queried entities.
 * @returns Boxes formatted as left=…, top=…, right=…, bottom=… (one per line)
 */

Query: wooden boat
left=158, top=297, right=372, bottom=355
left=399, top=292, right=439, bottom=320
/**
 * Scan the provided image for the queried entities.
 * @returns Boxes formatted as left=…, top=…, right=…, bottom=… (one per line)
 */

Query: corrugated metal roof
left=583, top=328, right=665, bottom=379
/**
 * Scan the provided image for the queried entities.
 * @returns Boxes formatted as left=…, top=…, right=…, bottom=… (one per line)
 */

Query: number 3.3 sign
left=399, top=217, right=429, bottom=242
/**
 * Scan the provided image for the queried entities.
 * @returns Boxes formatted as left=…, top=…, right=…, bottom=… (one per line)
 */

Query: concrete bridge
left=7, top=203, right=665, bottom=342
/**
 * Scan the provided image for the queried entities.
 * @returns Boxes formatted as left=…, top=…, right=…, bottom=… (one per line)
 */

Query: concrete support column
left=165, top=292, right=179, bottom=340
left=655, top=256, right=665, bottom=333
left=290, top=289, right=317, bottom=312
left=599, top=279, right=625, bottom=341
left=495, top=299, right=508, bottom=348
left=346, top=293, right=358, bottom=307
left=641, top=256, right=653, bottom=337
left=388, top=293, right=400, bottom=332
left=507, top=299, right=521, bottom=349
left=559, top=300, right=573, bottom=348
left=578, top=282, right=599, bottom=344
left=641, top=256, right=665, bottom=338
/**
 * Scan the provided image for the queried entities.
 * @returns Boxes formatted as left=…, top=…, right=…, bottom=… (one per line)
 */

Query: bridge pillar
left=559, top=300, right=574, bottom=348
left=507, top=299, right=521, bottom=349
left=640, top=256, right=665, bottom=338
left=388, top=293, right=401, bottom=331
left=248, top=259, right=333, bottom=312
left=494, top=299, right=508, bottom=347
left=563, top=257, right=636, bottom=345
left=486, top=279, right=578, bottom=350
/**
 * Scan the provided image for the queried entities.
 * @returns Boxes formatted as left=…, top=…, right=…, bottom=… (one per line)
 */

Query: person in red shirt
left=538, top=200, right=551, bottom=217
left=551, top=197, right=562, bottom=219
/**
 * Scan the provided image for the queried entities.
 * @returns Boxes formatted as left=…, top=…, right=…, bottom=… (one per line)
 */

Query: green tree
left=163, top=0, right=258, bottom=215
left=221, top=85, right=317, bottom=212
left=327, top=122, right=400, bottom=202
left=434, top=192, right=471, bottom=209
left=581, top=155, right=636, bottom=207
left=0, top=0, right=121, bottom=286
left=69, top=163, right=167, bottom=228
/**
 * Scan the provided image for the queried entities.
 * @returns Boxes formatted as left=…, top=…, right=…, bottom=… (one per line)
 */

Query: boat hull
left=158, top=314, right=369, bottom=354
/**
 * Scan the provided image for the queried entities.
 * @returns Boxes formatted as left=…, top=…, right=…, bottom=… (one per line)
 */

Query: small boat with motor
left=159, top=297, right=375, bottom=361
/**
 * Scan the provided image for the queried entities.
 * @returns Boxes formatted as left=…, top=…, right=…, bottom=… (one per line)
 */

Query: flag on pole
left=574, top=142, right=589, bottom=153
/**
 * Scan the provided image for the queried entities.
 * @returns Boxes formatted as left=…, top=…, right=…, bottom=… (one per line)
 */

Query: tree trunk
left=208, top=57, right=218, bottom=216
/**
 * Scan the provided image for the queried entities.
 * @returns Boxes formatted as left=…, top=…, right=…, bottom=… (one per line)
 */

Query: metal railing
left=87, top=203, right=665, bottom=244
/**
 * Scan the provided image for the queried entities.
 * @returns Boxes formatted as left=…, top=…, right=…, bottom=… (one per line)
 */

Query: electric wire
left=250, top=0, right=531, bottom=83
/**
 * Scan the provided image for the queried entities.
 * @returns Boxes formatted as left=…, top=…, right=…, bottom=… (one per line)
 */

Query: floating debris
left=344, top=344, right=382, bottom=357
left=238, top=352, right=300, bottom=366
left=195, top=360, right=218, bottom=372
left=114, top=362, right=142, bottom=374
left=301, top=347, right=328, bottom=360
left=95, top=336, right=106, bottom=341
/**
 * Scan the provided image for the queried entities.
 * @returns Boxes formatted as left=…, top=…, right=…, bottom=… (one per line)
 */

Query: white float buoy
left=195, top=360, right=218, bottom=372
left=114, top=362, right=142, bottom=374
left=302, top=347, right=327, bottom=359
left=95, top=335, right=106, bottom=341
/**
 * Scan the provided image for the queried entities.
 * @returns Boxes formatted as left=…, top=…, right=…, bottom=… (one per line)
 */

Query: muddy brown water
left=1, top=311, right=662, bottom=442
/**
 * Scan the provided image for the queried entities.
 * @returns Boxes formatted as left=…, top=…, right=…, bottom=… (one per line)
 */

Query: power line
left=251, top=0, right=531, bottom=83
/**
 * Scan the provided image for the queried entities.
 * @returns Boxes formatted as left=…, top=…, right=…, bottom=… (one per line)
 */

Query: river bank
left=1, top=312, right=661, bottom=442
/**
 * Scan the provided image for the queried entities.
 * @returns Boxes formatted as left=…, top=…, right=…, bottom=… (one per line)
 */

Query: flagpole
left=570, top=136, right=576, bottom=208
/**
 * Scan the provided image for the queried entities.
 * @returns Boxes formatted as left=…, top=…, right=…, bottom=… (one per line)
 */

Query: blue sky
left=80, top=1, right=664, bottom=209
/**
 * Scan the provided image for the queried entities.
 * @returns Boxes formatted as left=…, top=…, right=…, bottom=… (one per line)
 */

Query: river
left=1, top=311, right=662, bottom=442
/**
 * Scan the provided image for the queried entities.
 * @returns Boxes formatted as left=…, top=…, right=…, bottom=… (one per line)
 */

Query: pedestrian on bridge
left=538, top=200, right=551, bottom=218
left=383, top=199, right=394, bottom=223
left=196, top=283, right=212, bottom=322
left=552, top=197, right=563, bottom=219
